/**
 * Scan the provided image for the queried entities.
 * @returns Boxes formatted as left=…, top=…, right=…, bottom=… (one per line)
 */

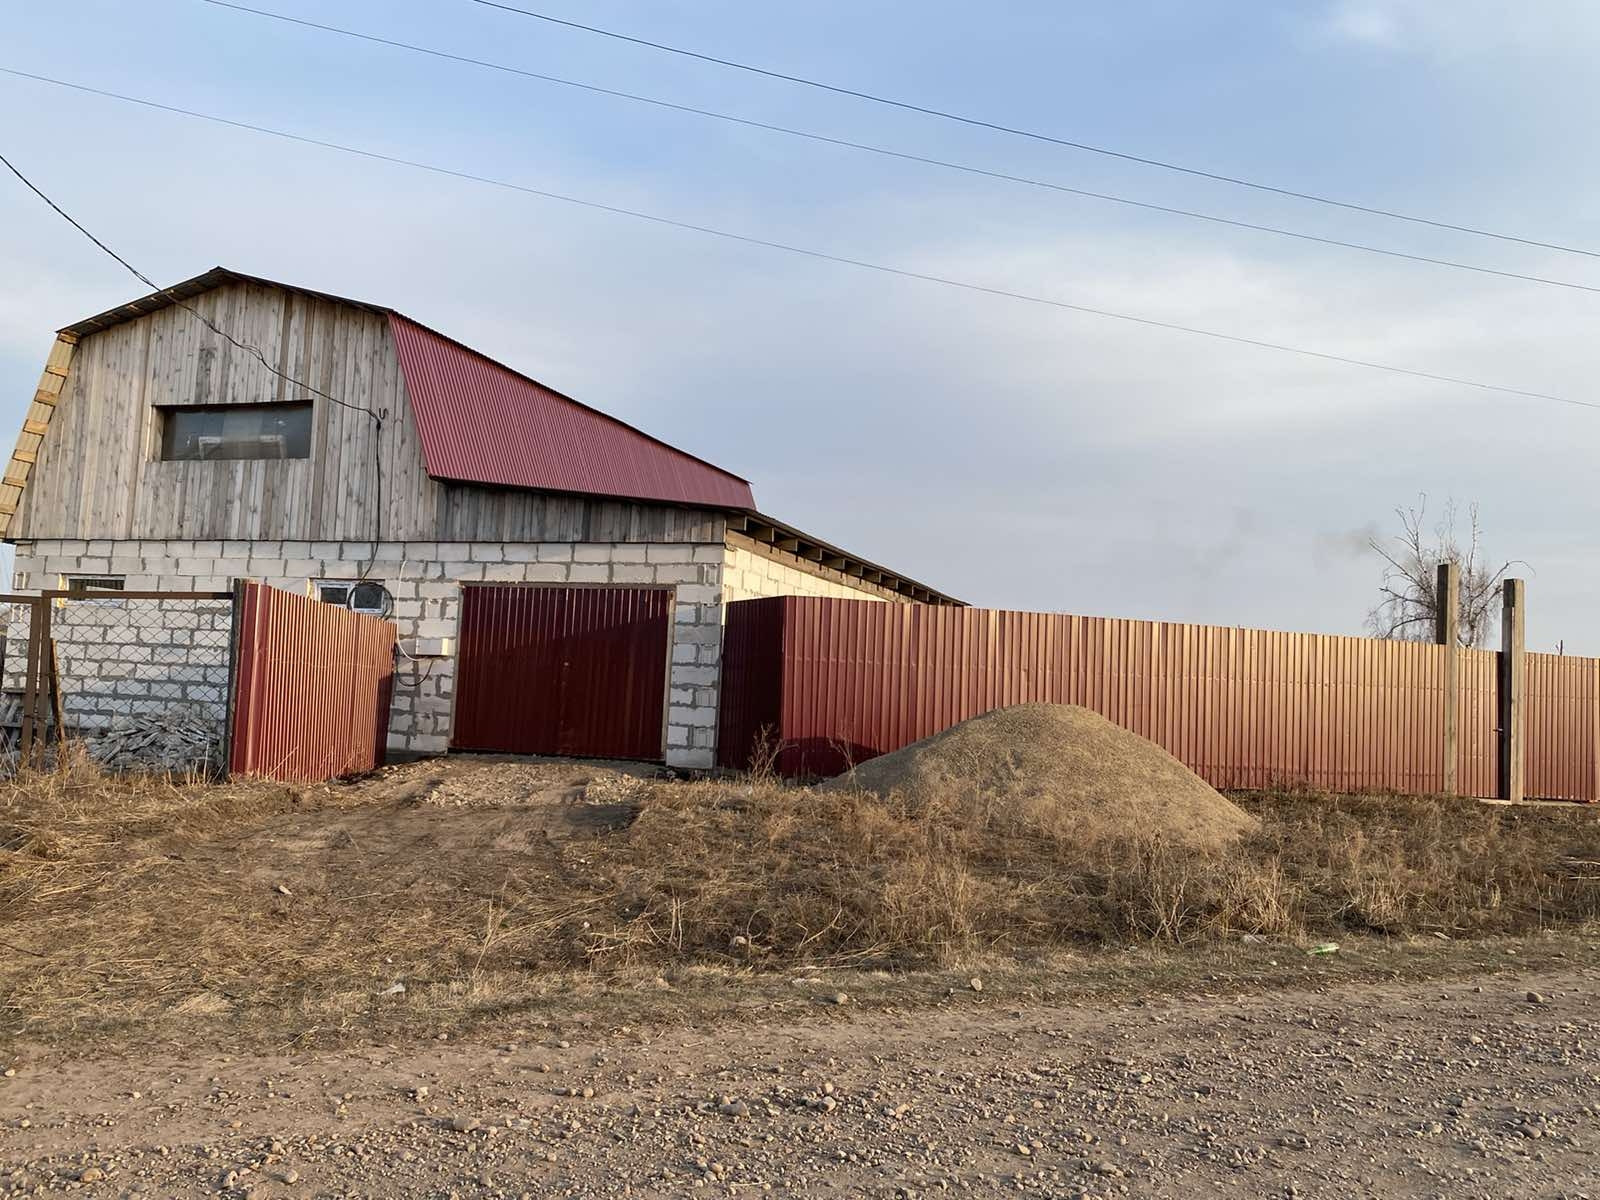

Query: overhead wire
left=194, top=0, right=1600, bottom=296
left=0, top=68, right=1591, bottom=412
left=461, top=0, right=1600, bottom=260
left=0, top=147, right=390, bottom=569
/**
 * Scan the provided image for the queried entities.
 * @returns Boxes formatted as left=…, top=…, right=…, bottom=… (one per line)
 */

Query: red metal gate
left=452, top=584, right=672, bottom=760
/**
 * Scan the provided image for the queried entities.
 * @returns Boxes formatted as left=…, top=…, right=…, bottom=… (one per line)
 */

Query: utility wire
left=195, top=0, right=1600, bottom=296
left=0, top=68, right=1590, bottom=413
left=0, top=147, right=389, bottom=561
left=464, top=0, right=1600, bottom=261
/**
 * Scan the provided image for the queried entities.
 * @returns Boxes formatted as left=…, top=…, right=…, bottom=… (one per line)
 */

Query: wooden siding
left=9, top=280, right=721, bottom=544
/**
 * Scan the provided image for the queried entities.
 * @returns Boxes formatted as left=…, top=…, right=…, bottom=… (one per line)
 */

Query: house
left=1, top=268, right=957, bottom=768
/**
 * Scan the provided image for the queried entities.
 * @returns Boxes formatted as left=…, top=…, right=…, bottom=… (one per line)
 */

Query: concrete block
left=646, top=545, right=694, bottom=563
left=653, top=565, right=704, bottom=585
left=668, top=705, right=717, bottom=729
left=521, top=564, right=569, bottom=583
left=536, top=544, right=574, bottom=563
left=666, top=746, right=713, bottom=770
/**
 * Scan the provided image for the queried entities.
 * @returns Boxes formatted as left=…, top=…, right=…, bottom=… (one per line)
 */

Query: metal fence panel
left=1525, top=652, right=1598, bottom=801
left=720, top=597, right=1492, bottom=795
left=45, top=592, right=235, bottom=773
left=229, top=582, right=396, bottom=781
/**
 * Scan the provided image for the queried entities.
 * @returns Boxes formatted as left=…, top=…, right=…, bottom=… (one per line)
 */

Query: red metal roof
left=390, top=314, right=755, bottom=510
left=61, top=268, right=754, bottom=511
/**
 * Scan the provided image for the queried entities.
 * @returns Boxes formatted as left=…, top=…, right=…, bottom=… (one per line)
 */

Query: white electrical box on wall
left=407, top=637, right=454, bottom=658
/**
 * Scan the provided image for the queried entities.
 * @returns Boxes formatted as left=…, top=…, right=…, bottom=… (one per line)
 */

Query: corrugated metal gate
left=453, top=584, right=672, bottom=760
left=228, top=581, right=396, bottom=781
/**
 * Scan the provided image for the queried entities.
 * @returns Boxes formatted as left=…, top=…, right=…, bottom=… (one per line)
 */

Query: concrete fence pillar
left=1499, top=578, right=1526, bottom=803
left=1436, top=561, right=1460, bottom=795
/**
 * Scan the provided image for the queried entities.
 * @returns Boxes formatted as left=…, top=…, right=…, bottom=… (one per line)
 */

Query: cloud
left=1321, top=2, right=1402, bottom=48
left=1313, top=0, right=1600, bottom=58
left=2, top=55, right=1597, bottom=649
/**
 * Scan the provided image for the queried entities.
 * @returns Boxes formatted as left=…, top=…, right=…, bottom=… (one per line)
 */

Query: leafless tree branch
left=1365, top=495, right=1518, bottom=649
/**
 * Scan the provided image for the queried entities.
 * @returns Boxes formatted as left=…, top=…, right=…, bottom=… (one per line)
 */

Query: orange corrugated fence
left=719, top=596, right=1594, bottom=801
left=228, top=582, right=396, bottom=782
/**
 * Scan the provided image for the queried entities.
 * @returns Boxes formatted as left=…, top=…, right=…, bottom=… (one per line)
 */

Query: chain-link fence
left=4, top=589, right=236, bottom=776
left=0, top=597, right=39, bottom=762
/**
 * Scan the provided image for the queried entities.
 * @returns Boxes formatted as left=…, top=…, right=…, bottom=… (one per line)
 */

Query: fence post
left=18, top=596, right=42, bottom=765
left=1499, top=578, right=1526, bottom=803
left=1436, top=562, right=1459, bottom=795
left=220, top=578, right=247, bottom=780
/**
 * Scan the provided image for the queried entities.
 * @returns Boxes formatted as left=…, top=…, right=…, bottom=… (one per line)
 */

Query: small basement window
left=158, top=402, right=312, bottom=461
left=62, top=576, right=125, bottom=594
left=315, top=579, right=390, bottom=618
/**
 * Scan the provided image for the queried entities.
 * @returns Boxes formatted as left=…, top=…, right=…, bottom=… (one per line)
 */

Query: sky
left=2, top=0, right=1598, bottom=649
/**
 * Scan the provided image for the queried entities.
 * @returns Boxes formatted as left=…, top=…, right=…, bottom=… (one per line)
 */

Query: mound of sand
left=825, top=703, right=1255, bottom=853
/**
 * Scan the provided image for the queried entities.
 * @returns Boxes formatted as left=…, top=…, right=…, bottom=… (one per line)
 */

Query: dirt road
left=4, top=963, right=1597, bottom=1198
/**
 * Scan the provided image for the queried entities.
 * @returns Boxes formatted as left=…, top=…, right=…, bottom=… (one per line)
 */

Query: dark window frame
left=156, top=400, right=313, bottom=462
left=314, top=579, right=390, bottom=617
left=63, top=576, right=126, bottom=594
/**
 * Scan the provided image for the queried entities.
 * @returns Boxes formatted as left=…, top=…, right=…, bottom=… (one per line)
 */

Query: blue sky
left=3, top=0, right=1598, bottom=647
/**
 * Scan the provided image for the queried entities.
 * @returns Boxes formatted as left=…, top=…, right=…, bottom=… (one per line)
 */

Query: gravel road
left=3, top=964, right=1597, bottom=1198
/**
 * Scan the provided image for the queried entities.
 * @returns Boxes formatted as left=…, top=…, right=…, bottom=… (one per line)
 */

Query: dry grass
left=4, top=757, right=1600, bottom=1049
left=594, top=780, right=1600, bottom=963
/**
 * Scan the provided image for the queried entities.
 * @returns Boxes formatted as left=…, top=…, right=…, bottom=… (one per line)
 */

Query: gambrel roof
left=60, top=267, right=756, bottom=512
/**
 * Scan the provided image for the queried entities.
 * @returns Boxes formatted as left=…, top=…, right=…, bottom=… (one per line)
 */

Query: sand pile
left=826, top=703, right=1255, bottom=853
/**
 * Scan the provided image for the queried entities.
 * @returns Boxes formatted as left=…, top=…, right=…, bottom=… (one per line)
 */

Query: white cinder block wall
left=13, top=535, right=906, bottom=770
left=722, top=541, right=909, bottom=604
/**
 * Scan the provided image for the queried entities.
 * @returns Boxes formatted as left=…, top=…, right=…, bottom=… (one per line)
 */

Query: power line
left=0, top=147, right=389, bottom=559
left=194, top=0, right=1600, bottom=296
left=0, top=67, right=1590, bottom=413
left=464, top=0, right=1600, bottom=261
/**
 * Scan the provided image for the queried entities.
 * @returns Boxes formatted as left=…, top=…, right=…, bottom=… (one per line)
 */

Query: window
left=315, top=579, right=390, bottom=617
left=158, top=402, right=312, bottom=461
left=63, top=576, right=125, bottom=594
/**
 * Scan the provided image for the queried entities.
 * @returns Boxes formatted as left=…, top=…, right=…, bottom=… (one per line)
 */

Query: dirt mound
left=826, top=703, right=1255, bottom=852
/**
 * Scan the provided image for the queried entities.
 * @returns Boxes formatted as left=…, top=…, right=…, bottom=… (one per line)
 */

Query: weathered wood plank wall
left=10, top=281, right=721, bottom=544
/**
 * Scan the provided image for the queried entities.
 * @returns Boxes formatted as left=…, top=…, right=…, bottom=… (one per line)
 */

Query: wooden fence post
left=1499, top=578, right=1526, bottom=803
left=1436, top=561, right=1460, bottom=794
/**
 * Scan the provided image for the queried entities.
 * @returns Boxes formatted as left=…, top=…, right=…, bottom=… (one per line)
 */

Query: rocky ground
left=4, top=962, right=1598, bottom=1198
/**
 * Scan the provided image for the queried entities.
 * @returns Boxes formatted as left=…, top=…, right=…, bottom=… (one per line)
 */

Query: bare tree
left=1366, top=496, right=1517, bottom=648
